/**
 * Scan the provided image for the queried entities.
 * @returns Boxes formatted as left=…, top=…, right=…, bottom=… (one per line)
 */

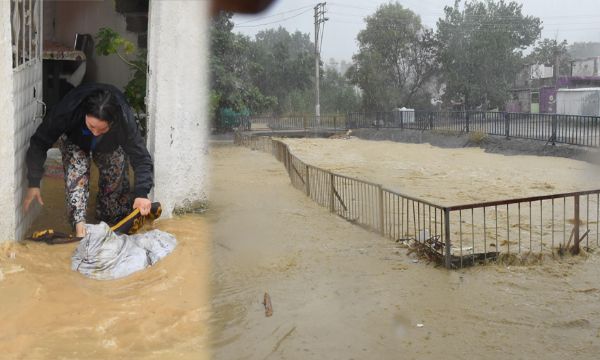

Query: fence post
left=573, top=195, right=581, bottom=254
left=504, top=112, right=510, bottom=139
left=444, top=208, right=452, bottom=269
left=334, top=116, right=337, bottom=131
left=303, top=116, right=307, bottom=130
left=465, top=111, right=470, bottom=133
left=429, top=113, right=434, bottom=130
left=400, top=111, right=404, bottom=129
left=551, top=114, right=557, bottom=145
left=378, top=185, right=384, bottom=235
left=346, top=112, right=350, bottom=130
left=305, top=165, right=311, bottom=197
left=329, top=172, right=335, bottom=213
left=279, top=143, right=284, bottom=163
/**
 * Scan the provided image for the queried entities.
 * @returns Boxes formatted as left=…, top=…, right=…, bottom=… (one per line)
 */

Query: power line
left=327, top=2, right=378, bottom=12
left=235, top=8, right=313, bottom=28
left=235, top=5, right=314, bottom=25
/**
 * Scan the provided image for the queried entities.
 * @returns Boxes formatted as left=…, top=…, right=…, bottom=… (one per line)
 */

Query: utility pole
left=314, top=2, right=328, bottom=123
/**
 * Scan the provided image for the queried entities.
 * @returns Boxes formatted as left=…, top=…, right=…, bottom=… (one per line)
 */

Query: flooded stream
left=2, top=141, right=600, bottom=359
left=282, top=138, right=600, bottom=205
left=209, top=143, right=600, bottom=359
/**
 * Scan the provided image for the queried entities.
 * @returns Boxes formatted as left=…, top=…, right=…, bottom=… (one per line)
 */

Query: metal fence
left=444, top=191, right=600, bottom=267
left=235, top=111, right=600, bottom=147
left=235, top=132, right=600, bottom=269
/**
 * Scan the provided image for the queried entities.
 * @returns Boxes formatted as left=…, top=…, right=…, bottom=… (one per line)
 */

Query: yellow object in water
left=29, top=202, right=162, bottom=244
left=111, top=202, right=162, bottom=235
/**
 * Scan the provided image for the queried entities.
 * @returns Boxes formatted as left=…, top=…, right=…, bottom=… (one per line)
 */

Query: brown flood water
left=0, top=171, right=211, bottom=359
left=282, top=138, right=600, bottom=254
left=3, top=141, right=600, bottom=359
left=282, top=138, right=600, bottom=205
left=209, top=143, right=600, bottom=360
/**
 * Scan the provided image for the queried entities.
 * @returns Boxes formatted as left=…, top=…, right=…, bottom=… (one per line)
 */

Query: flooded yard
left=0, top=175, right=211, bottom=359
left=209, top=143, right=600, bottom=359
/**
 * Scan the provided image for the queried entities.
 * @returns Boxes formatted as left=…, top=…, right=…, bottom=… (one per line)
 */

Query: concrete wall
left=530, top=64, right=554, bottom=79
left=515, top=90, right=531, bottom=113
left=557, top=89, right=600, bottom=116
left=572, top=58, right=599, bottom=77
left=43, top=0, right=56, bottom=41
left=0, top=1, right=17, bottom=241
left=12, top=62, right=44, bottom=241
left=146, top=0, right=209, bottom=217
left=51, top=0, right=136, bottom=89
left=1, top=0, right=43, bottom=241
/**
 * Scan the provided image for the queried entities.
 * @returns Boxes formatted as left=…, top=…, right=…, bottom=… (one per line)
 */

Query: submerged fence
left=235, top=132, right=600, bottom=269
left=237, top=111, right=600, bottom=147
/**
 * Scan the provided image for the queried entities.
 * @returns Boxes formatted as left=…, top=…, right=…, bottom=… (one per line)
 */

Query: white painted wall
left=0, top=1, right=17, bottom=241
left=52, top=0, right=136, bottom=89
left=146, top=0, right=209, bottom=217
left=12, top=63, right=44, bottom=241
left=1, top=1, right=43, bottom=242
left=572, top=58, right=599, bottom=77
left=557, top=88, right=600, bottom=116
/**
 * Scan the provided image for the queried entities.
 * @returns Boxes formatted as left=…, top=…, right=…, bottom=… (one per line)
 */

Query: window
left=11, top=0, right=42, bottom=69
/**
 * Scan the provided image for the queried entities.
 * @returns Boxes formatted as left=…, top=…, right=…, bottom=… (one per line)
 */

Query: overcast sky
left=233, top=0, right=600, bottom=62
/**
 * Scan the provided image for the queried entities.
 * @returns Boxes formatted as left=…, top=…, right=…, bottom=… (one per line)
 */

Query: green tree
left=249, top=27, right=316, bottom=114
left=320, top=66, right=361, bottom=113
left=95, top=27, right=148, bottom=133
left=210, top=12, right=275, bottom=127
left=527, top=38, right=570, bottom=76
left=436, top=0, right=541, bottom=109
left=347, top=2, right=437, bottom=111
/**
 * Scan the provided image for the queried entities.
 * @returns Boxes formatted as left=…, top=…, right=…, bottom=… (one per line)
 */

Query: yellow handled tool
left=29, top=202, right=162, bottom=244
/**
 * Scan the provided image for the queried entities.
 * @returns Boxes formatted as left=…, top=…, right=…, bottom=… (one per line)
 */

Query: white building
left=571, top=57, right=600, bottom=77
left=556, top=88, right=600, bottom=117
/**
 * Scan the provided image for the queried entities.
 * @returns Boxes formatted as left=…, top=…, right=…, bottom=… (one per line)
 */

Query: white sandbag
left=71, top=222, right=177, bottom=280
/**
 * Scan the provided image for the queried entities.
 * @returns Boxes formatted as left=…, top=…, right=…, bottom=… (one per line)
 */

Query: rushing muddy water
left=282, top=138, right=600, bottom=205
left=281, top=138, right=600, bottom=255
left=4, top=140, right=600, bottom=359
left=0, top=173, right=211, bottom=359
left=209, top=143, right=600, bottom=359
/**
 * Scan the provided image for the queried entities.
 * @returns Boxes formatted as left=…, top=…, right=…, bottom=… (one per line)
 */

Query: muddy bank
left=209, top=144, right=600, bottom=359
left=351, top=128, right=600, bottom=164
left=0, top=175, right=211, bottom=359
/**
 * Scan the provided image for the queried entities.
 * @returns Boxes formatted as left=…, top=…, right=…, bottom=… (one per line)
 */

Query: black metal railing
left=235, top=132, right=600, bottom=268
left=235, top=111, right=600, bottom=147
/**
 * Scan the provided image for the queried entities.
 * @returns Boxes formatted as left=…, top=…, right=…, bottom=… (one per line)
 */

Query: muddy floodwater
left=209, top=143, right=600, bottom=359
left=282, top=138, right=600, bottom=205
left=3, top=140, right=600, bottom=359
left=0, top=174, right=211, bottom=359
left=281, top=138, right=600, bottom=255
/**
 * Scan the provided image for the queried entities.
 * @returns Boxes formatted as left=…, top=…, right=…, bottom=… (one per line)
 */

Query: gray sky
left=233, top=0, right=600, bottom=62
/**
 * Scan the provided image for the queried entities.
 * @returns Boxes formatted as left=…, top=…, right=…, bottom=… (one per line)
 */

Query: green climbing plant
left=95, top=27, right=148, bottom=134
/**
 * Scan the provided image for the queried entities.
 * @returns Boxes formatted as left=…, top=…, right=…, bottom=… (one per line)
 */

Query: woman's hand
left=23, top=187, right=44, bottom=212
left=133, top=197, right=152, bottom=216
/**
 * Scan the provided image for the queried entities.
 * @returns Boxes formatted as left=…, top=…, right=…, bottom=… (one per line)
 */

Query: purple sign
left=540, top=87, right=557, bottom=113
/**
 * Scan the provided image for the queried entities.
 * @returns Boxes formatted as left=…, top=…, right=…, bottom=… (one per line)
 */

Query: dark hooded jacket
left=26, top=83, right=153, bottom=198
